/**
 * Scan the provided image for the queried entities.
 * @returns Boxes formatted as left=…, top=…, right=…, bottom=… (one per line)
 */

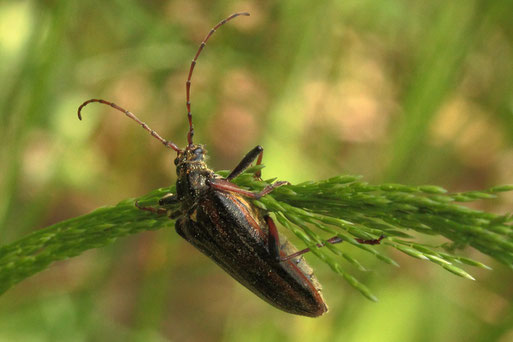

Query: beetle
left=78, top=12, right=382, bottom=317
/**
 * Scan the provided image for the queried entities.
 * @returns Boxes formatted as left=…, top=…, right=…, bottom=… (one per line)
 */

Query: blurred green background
left=1, top=0, right=513, bottom=341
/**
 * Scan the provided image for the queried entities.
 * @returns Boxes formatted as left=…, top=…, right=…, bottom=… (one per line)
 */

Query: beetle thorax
left=174, top=144, right=214, bottom=208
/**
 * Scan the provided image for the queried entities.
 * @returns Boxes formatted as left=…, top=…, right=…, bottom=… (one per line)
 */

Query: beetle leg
left=209, top=179, right=289, bottom=199
left=264, top=215, right=281, bottom=261
left=280, top=235, right=385, bottom=262
left=280, top=236, right=343, bottom=261
left=254, top=148, right=264, bottom=180
left=226, top=145, right=263, bottom=181
left=159, top=193, right=179, bottom=206
left=135, top=201, right=168, bottom=215
left=169, top=210, right=182, bottom=219
left=356, top=236, right=385, bottom=245
left=264, top=216, right=347, bottom=262
left=254, top=181, right=289, bottom=199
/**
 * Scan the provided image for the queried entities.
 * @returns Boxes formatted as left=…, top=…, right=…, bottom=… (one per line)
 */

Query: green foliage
left=1, top=166, right=512, bottom=300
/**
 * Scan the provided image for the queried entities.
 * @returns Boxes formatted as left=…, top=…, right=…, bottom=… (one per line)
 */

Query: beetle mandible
left=78, top=12, right=383, bottom=317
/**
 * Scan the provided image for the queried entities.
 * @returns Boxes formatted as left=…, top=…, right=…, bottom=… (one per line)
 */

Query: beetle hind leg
left=356, top=235, right=385, bottom=245
left=280, top=235, right=385, bottom=261
left=264, top=214, right=385, bottom=261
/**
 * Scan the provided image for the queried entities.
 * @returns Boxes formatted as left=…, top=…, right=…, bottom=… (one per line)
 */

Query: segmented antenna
left=186, top=12, right=250, bottom=146
left=78, top=99, right=182, bottom=153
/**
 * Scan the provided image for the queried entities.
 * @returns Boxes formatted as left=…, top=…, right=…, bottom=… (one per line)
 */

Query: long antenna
left=78, top=99, right=182, bottom=153
left=185, top=12, right=250, bottom=146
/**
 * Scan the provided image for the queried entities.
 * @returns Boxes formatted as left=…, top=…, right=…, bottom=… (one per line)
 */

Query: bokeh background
left=1, top=1, right=513, bottom=341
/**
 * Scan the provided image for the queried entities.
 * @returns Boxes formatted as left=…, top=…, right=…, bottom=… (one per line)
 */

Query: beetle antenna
left=186, top=12, right=250, bottom=146
left=78, top=99, right=183, bottom=153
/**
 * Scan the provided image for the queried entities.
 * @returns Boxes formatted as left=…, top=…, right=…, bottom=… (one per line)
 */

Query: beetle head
left=174, top=144, right=207, bottom=168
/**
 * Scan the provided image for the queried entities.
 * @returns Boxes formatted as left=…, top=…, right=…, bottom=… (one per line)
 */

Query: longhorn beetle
left=78, top=12, right=383, bottom=317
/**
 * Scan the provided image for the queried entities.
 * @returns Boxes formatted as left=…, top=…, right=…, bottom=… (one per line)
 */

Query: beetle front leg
left=159, top=193, right=179, bottom=206
left=135, top=201, right=168, bottom=215
left=254, top=147, right=263, bottom=179
left=209, top=179, right=289, bottom=199
left=227, top=145, right=264, bottom=181
left=253, top=181, right=289, bottom=199
left=136, top=193, right=181, bottom=217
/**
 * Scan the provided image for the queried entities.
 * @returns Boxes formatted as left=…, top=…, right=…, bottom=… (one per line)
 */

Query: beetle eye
left=192, top=148, right=204, bottom=161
